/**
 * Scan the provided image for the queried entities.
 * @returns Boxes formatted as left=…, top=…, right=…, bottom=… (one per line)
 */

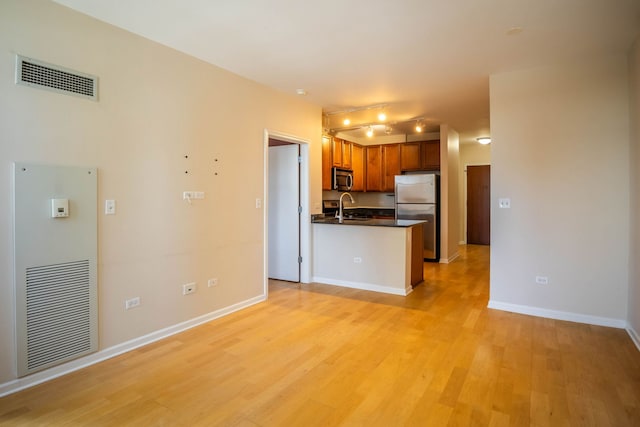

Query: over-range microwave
left=333, top=167, right=353, bottom=191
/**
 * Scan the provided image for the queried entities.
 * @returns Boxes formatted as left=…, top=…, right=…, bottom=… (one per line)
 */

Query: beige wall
left=459, top=143, right=491, bottom=243
left=0, top=0, right=321, bottom=384
left=439, top=125, right=460, bottom=262
left=629, top=38, right=640, bottom=338
left=489, top=55, right=630, bottom=322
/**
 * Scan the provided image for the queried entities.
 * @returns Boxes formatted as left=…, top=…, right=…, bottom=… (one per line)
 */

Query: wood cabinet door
left=342, top=141, right=352, bottom=169
left=400, top=142, right=421, bottom=171
left=421, top=141, right=440, bottom=169
left=351, top=144, right=364, bottom=191
left=382, top=144, right=400, bottom=192
left=331, top=138, right=343, bottom=167
left=322, top=136, right=332, bottom=190
left=365, top=145, right=382, bottom=191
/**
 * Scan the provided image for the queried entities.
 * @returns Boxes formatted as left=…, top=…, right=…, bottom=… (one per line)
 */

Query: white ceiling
left=54, top=0, right=640, bottom=143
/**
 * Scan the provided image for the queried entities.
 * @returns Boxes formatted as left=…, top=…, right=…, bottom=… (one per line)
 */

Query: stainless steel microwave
left=333, top=167, right=353, bottom=191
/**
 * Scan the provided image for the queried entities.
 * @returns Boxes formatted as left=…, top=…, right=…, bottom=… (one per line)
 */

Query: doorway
left=467, top=165, right=491, bottom=245
left=263, top=130, right=310, bottom=297
left=268, top=140, right=300, bottom=282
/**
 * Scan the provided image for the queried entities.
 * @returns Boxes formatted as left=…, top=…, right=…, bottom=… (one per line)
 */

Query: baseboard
left=627, top=325, right=640, bottom=352
left=487, top=300, right=627, bottom=329
left=0, top=294, right=266, bottom=397
left=439, top=251, right=460, bottom=264
left=312, top=276, right=410, bottom=296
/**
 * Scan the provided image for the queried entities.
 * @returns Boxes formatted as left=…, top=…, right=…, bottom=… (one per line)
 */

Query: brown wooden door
left=467, top=165, right=490, bottom=245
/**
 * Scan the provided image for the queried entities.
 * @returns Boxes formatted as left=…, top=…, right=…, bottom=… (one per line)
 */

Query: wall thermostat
left=51, top=198, right=69, bottom=218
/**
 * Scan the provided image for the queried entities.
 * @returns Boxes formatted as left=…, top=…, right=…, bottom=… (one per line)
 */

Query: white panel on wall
left=14, top=163, right=98, bottom=377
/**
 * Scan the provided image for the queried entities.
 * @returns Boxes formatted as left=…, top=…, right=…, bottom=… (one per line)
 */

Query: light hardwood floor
left=1, top=245, right=639, bottom=426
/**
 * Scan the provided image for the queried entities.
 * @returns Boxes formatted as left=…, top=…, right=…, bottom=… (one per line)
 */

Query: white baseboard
left=0, top=294, right=266, bottom=397
left=439, top=251, right=459, bottom=264
left=627, top=325, right=640, bottom=352
left=312, top=276, right=410, bottom=296
left=487, top=300, right=627, bottom=329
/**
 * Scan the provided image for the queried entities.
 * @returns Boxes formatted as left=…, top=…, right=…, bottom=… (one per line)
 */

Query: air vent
left=15, top=55, right=98, bottom=101
left=25, top=260, right=93, bottom=372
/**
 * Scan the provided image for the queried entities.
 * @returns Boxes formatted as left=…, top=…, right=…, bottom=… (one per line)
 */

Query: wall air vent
left=15, top=55, right=98, bottom=101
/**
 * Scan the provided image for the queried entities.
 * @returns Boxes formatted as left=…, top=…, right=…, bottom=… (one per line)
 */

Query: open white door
left=268, top=144, right=300, bottom=281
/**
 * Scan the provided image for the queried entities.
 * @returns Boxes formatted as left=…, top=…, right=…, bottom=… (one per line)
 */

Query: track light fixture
left=415, top=120, right=423, bottom=133
left=366, top=126, right=374, bottom=137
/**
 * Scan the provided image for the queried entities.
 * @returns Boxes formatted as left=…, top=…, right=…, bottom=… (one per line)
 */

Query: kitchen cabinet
left=331, top=137, right=353, bottom=169
left=322, top=136, right=332, bottom=190
left=365, top=145, right=383, bottom=191
left=382, top=144, right=400, bottom=192
left=351, top=143, right=364, bottom=191
left=400, top=140, right=440, bottom=171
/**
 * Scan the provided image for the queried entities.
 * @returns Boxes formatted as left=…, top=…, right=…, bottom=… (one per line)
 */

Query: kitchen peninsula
left=312, top=217, right=425, bottom=295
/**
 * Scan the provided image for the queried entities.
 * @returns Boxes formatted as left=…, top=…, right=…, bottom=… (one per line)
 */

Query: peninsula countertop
left=311, top=216, right=425, bottom=228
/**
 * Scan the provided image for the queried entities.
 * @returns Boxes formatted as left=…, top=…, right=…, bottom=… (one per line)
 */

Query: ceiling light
left=415, top=121, right=423, bottom=133
left=295, top=89, right=307, bottom=95
left=366, top=126, right=374, bottom=137
left=477, top=137, right=491, bottom=145
left=343, top=118, right=351, bottom=126
left=506, top=27, right=523, bottom=36
left=385, top=125, right=392, bottom=135
left=378, top=111, right=387, bottom=122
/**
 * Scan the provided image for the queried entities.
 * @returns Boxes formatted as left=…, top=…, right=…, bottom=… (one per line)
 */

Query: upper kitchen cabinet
left=331, top=137, right=352, bottom=169
left=322, top=136, right=332, bottom=190
left=382, top=144, right=400, bottom=192
left=400, top=140, right=440, bottom=171
left=365, top=145, right=383, bottom=191
left=351, top=143, right=364, bottom=191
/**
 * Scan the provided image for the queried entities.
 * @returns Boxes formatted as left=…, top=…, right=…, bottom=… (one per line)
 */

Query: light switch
left=255, top=198, right=262, bottom=209
left=498, top=198, right=511, bottom=209
left=105, top=199, right=116, bottom=215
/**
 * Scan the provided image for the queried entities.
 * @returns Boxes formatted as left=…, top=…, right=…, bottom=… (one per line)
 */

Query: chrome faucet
left=337, top=192, right=355, bottom=223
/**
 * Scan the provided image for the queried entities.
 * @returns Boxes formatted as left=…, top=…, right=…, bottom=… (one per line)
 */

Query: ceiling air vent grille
left=16, top=55, right=98, bottom=101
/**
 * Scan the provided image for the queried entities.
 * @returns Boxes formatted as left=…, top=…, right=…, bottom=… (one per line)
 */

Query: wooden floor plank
left=1, top=245, right=639, bottom=426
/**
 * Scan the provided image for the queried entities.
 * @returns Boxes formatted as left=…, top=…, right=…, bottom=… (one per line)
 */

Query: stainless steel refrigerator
left=395, top=174, right=439, bottom=261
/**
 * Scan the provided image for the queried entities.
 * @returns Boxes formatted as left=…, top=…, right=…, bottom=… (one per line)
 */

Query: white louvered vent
left=15, top=55, right=98, bottom=101
left=25, top=260, right=92, bottom=371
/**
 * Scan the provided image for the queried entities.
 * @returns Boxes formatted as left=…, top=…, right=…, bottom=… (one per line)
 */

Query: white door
left=268, top=144, right=300, bottom=281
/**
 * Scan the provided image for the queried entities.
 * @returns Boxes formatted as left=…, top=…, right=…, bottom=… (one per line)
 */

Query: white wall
left=0, top=0, right=321, bottom=386
left=629, top=38, right=640, bottom=340
left=489, top=56, right=630, bottom=325
left=459, top=143, right=491, bottom=243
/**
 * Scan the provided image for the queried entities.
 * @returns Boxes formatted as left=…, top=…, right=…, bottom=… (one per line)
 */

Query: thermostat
left=51, top=198, right=69, bottom=218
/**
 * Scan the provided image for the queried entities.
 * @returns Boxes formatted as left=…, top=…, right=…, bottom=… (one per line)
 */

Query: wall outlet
left=353, top=257, right=362, bottom=264
left=183, top=282, right=197, bottom=295
left=255, top=198, right=262, bottom=209
left=499, top=198, right=511, bottom=208
left=125, top=297, right=140, bottom=310
left=535, top=276, right=549, bottom=285
left=207, top=278, right=218, bottom=287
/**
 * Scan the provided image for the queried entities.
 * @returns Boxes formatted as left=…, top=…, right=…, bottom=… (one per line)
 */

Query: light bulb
left=366, top=126, right=374, bottom=137
left=378, top=112, right=386, bottom=121
left=415, top=123, right=423, bottom=132
left=477, top=137, right=491, bottom=145
left=343, top=118, right=351, bottom=126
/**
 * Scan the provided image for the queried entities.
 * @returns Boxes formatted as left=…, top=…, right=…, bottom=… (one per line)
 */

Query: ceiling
left=53, top=0, right=640, bottom=143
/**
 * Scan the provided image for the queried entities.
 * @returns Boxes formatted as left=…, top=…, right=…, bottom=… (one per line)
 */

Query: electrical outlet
left=353, top=257, right=362, bottom=263
left=255, top=198, right=262, bottom=209
left=183, top=191, right=194, bottom=200
left=125, top=297, right=140, bottom=310
left=183, top=282, right=197, bottom=295
left=207, top=278, right=218, bottom=287
left=535, top=276, right=549, bottom=285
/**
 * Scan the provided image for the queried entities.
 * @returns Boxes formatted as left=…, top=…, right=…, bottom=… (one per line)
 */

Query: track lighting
left=378, top=110, right=387, bottom=122
left=415, top=120, right=423, bottom=133
left=366, top=126, right=374, bottom=137
left=343, top=118, right=351, bottom=126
